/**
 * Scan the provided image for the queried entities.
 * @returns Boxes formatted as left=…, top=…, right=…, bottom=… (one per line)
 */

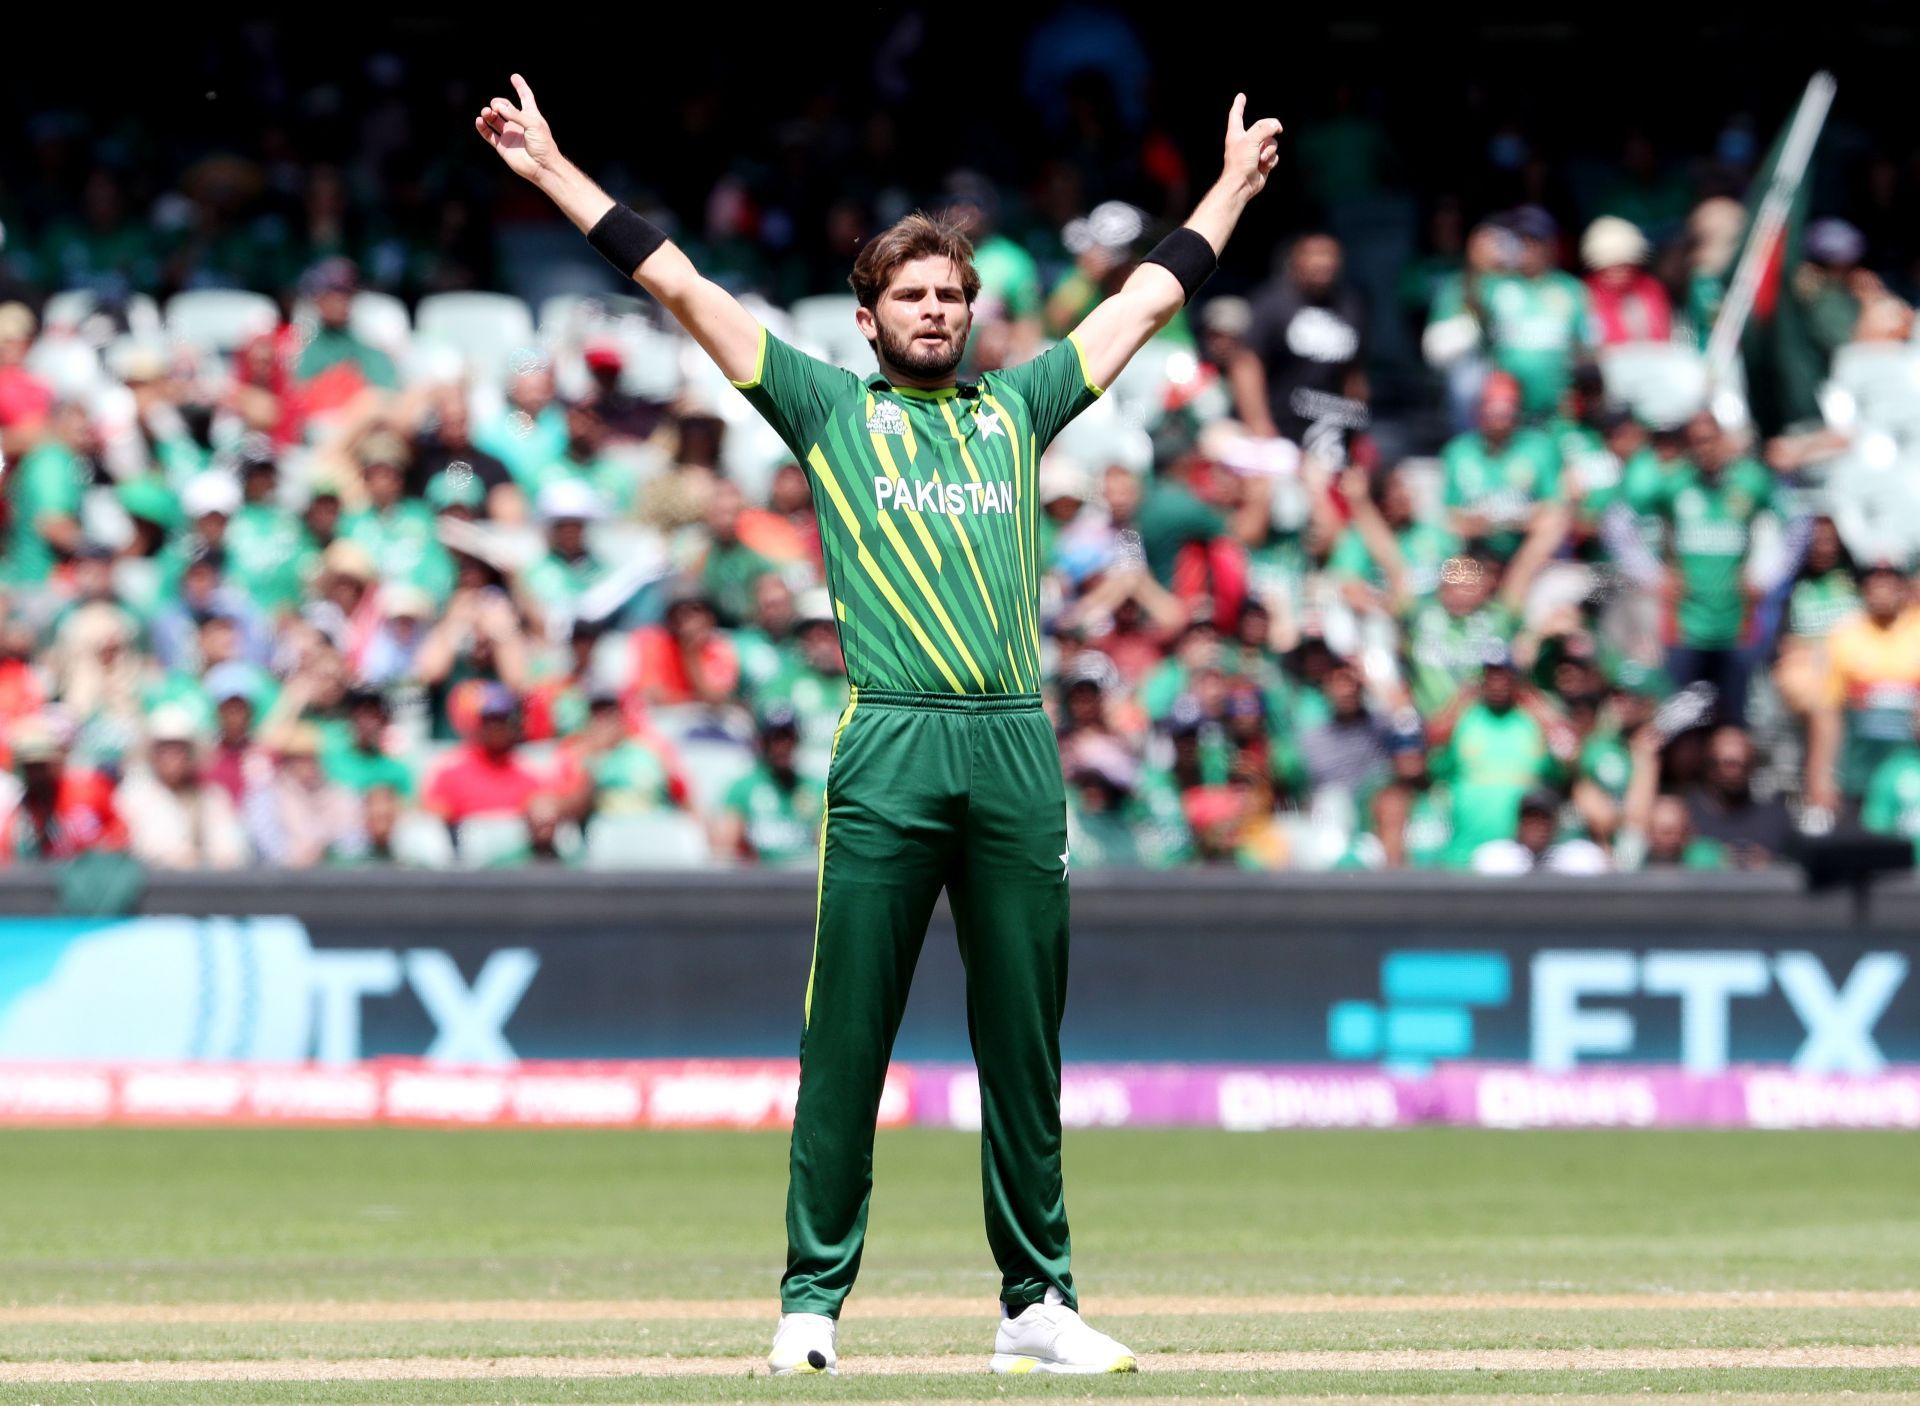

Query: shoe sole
left=769, top=1363, right=838, bottom=1376
left=991, top=1353, right=1138, bottom=1375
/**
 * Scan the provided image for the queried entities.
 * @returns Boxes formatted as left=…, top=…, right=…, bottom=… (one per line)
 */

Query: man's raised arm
left=476, top=75, right=762, bottom=383
left=1071, top=94, right=1283, bottom=392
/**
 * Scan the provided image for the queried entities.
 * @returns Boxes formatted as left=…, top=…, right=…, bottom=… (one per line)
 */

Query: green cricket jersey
left=1441, top=427, right=1561, bottom=560
left=734, top=329, right=1100, bottom=694
left=1648, top=458, right=1776, bottom=647
left=1862, top=746, right=1920, bottom=841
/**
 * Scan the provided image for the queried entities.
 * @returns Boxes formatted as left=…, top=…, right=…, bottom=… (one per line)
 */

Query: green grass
left=0, top=1128, right=1914, bottom=1401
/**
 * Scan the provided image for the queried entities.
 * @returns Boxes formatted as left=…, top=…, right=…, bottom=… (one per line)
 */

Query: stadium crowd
left=4, top=35, right=1920, bottom=876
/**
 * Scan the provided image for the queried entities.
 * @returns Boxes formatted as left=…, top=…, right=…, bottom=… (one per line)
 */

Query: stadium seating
left=163, top=290, right=280, bottom=354
left=414, top=292, right=538, bottom=385
left=583, top=812, right=713, bottom=869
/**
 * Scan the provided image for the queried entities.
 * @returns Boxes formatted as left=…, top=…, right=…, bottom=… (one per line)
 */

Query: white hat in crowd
left=181, top=471, right=241, bottom=520
left=537, top=478, right=606, bottom=523
left=1581, top=216, right=1649, bottom=271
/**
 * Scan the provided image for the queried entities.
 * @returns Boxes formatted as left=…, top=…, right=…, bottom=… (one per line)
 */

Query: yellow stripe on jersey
left=932, top=399, right=1003, bottom=634
left=807, top=447, right=965, bottom=693
left=867, top=394, right=942, bottom=571
left=728, top=325, right=770, bottom=390
left=1066, top=329, right=1107, bottom=396
left=981, top=390, right=1044, bottom=682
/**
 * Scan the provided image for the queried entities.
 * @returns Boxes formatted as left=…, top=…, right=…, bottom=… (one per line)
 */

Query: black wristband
left=586, top=203, right=668, bottom=278
left=1141, top=227, right=1218, bottom=304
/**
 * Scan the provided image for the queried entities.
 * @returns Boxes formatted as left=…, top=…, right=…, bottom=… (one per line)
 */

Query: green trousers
left=781, top=687, right=1076, bottom=1318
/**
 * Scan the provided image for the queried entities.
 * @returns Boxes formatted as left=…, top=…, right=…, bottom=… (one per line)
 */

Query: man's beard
left=872, top=317, right=967, bottom=379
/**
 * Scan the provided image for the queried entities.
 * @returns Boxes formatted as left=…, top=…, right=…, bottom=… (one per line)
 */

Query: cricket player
left=477, top=75, right=1282, bottom=1374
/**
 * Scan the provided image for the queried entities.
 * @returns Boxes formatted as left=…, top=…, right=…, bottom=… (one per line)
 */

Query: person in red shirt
left=626, top=582, right=741, bottom=709
left=1581, top=217, right=1671, bottom=348
left=0, top=719, right=127, bottom=864
left=0, top=303, right=54, bottom=454
left=424, top=683, right=550, bottom=824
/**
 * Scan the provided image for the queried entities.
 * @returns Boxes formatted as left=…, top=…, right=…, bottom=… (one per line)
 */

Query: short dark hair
left=848, top=212, right=981, bottom=310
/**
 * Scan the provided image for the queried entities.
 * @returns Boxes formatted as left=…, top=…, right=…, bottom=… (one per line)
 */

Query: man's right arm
left=476, top=75, right=761, bottom=383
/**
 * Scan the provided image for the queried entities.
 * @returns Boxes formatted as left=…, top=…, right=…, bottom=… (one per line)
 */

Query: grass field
left=0, top=1127, right=1915, bottom=1403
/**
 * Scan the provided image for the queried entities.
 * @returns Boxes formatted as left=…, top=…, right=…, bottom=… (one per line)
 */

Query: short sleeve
left=1440, top=440, right=1468, bottom=509
left=989, top=334, right=1103, bottom=452
left=732, top=329, right=861, bottom=463
left=1528, top=433, right=1563, bottom=501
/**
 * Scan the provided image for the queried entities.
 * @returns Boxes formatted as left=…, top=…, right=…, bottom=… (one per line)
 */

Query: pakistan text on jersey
left=873, top=476, right=1016, bottom=516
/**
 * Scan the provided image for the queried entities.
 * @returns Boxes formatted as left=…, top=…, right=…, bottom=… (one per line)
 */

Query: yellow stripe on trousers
left=804, top=686, right=860, bottom=1028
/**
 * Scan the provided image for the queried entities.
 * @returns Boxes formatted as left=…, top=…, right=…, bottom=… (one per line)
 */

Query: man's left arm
left=1071, top=94, right=1283, bottom=392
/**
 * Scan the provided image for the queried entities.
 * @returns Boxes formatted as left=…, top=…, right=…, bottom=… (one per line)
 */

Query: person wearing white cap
left=521, top=477, right=611, bottom=627
left=114, top=703, right=249, bottom=870
left=1581, top=216, right=1671, bottom=348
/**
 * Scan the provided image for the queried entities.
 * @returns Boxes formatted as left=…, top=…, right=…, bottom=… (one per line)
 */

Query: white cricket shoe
left=990, top=1296, right=1137, bottom=1375
left=768, top=1311, right=838, bottom=1375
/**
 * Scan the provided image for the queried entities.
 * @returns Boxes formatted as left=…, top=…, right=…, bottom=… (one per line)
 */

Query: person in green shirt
left=1861, top=706, right=1920, bottom=848
left=341, top=435, right=455, bottom=604
left=3, top=404, right=88, bottom=588
left=943, top=175, right=1044, bottom=369
left=1365, top=723, right=1455, bottom=869
left=1325, top=464, right=1460, bottom=614
left=1440, top=370, right=1567, bottom=565
left=699, top=479, right=778, bottom=628
left=1646, top=411, right=1788, bottom=728
left=1773, top=514, right=1859, bottom=723
left=475, top=364, right=570, bottom=490
left=518, top=478, right=613, bottom=634
left=1429, top=206, right=1591, bottom=418
left=1400, top=551, right=1521, bottom=719
left=223, top=450, right=311, bottom=616
left=37, top=171, right=165, bottom=297
left=749, top=589, right=850, bottom=778
left=323, top=688, right=417, bottom=798
left=294, top=260, right=398, bottom=390
left=525, top=394, right=636, bottom=512
left=715, top=705, right=824, bottom=869
left=1429, top=651, right=1566, bottom=864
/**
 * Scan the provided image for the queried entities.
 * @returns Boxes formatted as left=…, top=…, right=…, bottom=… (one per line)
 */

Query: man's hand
left=1222, top=93, right=1283, bottom=198
left=476, top=74, right=561, bottom=185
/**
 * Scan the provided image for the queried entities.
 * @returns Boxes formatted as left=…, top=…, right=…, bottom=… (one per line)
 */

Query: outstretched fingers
left=510, top=73, right=540, bottom=114
left=1227, top=92, right=1246, bottom=136
left=489, top=95, right=526, bottom=126
left=1249, top=116, right=1284, bottom=143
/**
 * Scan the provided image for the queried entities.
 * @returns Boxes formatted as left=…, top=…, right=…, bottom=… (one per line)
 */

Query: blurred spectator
left=1645, top=411, right=1789, bottom=727
left=1807, top=561, right=1920, bottom=810
left=476, top=362, right=566, bottom=488
left=1440, top=370, right=1567, bottom=568
left=1369, top=722, right=1453, bottom=869
left=1772, top=515, right=1857, bottom=722
left=246, top=723, right=367, bottom=867
left=716, top=704, right=824, bottom=867
left=552, top=693, right=688, bottom=818
left=1402, top=551, right=1519, bottom=718
left=699, top=480, right=777, bottom=629
left=1297, top=661, right=1387, bottom=796
left=324, top=687, right=416, bottom=798
left=342, top=432, right=453, bottom=604
left=1861, top=703, right=1920, bottom=847
left=1580, top=217, right=1671, bottom=347
left=409, top=384, right=524, bottom=523
left=1426, top=207, right=1591, bottom=424
left=423, top=683, right=548, bottom=824
left=202, top=664, right=275, bottom=806
left=0, top=717, right=126, bottom=864
left=582, top=339, right=669, bottom=441
left=225, top=448, right=312, bottom=615
left=1428, top=650, right=1571, bottom=864
left=487, top=792, right=578, bottom=868
left=295, top=259, right=398, bottom=395
left=628, top=583, right=740, bottom=709
left=115, top=705, right=248, bottom=869
left=415, top=584, right=531, bottom=738
left=520, top=479, right=612, bottom=632
left=1243, top=234, right=1367, bottom=450
left=943, top=173, right=1044, bottom=368
left=750, top=587, right=849, bottom=763
left=0, top=303, right=54, bottom=453
left=1685, top=724, right=1797, bottom=866
left=3, top=397, right=87, bottom=588
left=1471, top=787, right=1610, bottom=874
left=1617, top=722, right=1731, bottom=871
left=1327, top=464, right=1459, bottom=614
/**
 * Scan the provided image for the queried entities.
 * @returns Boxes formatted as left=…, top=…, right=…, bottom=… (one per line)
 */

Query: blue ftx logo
left=1329, top=952, right=1510, bottom=1070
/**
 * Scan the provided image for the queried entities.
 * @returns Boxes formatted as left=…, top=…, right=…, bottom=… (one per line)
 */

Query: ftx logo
left=1330, top=949, right=1908, bottom=1074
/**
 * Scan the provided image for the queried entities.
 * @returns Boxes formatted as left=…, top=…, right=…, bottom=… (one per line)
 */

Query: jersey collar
left=865, top=373, right=979, bottom=400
